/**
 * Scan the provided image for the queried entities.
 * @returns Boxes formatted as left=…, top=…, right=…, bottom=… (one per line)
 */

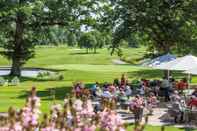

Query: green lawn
left=0, top=46, right=151, bottom=112
left=0, top=46, right=196, bottom=131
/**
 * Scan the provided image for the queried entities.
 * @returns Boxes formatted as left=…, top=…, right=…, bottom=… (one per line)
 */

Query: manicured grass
left=26, top=47, right=118, bottom=66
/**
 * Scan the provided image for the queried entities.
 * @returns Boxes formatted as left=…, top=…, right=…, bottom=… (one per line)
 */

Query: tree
left=79, top=32, right=97, bottom=53
left=67, top=32, right=77, bottom=47
left=91, top=30, right=106, bottom=53
left=0, top=0, right=96, bottom=76
left=101, top=0, right=197, bottom=55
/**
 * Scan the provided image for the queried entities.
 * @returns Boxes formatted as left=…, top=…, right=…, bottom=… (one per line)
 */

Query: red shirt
left=176, top=81, right=188, bottom=90
left=188, top=99, right=197, bottom=107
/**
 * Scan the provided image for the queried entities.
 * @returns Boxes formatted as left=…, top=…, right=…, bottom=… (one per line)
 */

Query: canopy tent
left=184, top=67, right=197, bottom=75
left=155, top=55, right=197, bottom=71
left=143, top=53, right=176, bottom=67
left=155, top=55, right=197, bottom=89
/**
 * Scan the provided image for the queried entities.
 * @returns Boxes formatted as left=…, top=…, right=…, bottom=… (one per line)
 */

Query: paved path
left=117, top=108, right=197, bottom=128
left=112, top=59, right=128, bottom=64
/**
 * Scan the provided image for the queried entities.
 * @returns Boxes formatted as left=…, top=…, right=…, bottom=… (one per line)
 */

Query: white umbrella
left=156, top=55, right=197, bottom=89
left=156, top=55, right=197, bottom=71
left=184, top=67, right=197, bottom=75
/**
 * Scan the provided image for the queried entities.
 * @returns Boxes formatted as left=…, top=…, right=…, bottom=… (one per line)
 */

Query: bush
left=11, top=76, right=20, bottom=85
left=0, top=77, right=5, bottom=86
left=58, top=74, right=64, bottom=81
left=36, top=71, right=64, bottom=81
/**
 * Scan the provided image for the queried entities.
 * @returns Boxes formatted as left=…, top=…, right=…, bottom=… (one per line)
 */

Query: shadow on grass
left=16, top=82, right=103, bottom=101
left=17, top=86, right=72, bottom=101
left=127, top=69, right=186, bottom=80
left=1, top=75, right=66, bottom=83
left=128, top=69, right=164, bottom=79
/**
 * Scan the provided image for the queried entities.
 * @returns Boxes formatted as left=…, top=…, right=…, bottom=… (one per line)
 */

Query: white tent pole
left=186, top=73, right=191, bottom=96
left=167, top=70, right=170, bottom=80
left=188, top=73, right=191, bottom=88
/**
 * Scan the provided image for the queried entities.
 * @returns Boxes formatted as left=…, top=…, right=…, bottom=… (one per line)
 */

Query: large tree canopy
left=103, top=0, right=197, bottom=55
left=0, top=0, right=98, bottom=76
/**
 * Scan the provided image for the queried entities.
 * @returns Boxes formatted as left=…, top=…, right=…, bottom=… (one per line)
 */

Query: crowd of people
left=0, top=74, right=197, bottom=130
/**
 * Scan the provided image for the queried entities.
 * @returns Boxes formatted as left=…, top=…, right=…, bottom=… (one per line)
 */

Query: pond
left=0, top=67, right=55, bottom=77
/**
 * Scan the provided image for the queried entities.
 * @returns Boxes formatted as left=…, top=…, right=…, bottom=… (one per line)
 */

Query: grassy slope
left=0, top=46, right=196, bottom=131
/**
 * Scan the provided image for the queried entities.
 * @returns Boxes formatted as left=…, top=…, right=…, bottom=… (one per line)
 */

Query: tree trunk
left=86, top=48, right=88, bottom=54
left=10, top=9, right=24, bottom=76
left=10, top=58, right=21, bottom=76
left=94, top=47, right=96, bottom=54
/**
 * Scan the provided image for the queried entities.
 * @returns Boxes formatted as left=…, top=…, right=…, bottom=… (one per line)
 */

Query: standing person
left=161, top=77, right=170, bottom=102
left=91, top=82, right=99, bottom=98
left=130, top=95, right=145, bottom=123
left=120, top=74, right=128, bottom=87
left=113, top=78, right=120, bottom=87
left=147, top=92, right=158, bottom=115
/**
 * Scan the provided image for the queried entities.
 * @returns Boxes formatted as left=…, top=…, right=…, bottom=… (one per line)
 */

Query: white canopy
left=184, top=67, right=197, bottom=75
left=156, top=55, right=197, bottom=71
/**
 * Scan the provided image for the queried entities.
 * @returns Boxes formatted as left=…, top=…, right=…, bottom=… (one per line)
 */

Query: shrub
left=0, top=77, right=5, bottom=86
left=36, top=71, right=64, bottom=81
left=11, top=76, right=20, bottom=85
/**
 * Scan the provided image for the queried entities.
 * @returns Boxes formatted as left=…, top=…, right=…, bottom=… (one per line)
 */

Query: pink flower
left=73, top=127, right=81, bottom=131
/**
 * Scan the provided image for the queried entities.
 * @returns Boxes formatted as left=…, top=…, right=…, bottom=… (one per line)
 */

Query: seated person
left=176, top=78, right=188, bottom=91
left=109, top=84, right=116, bottom=94
left=125, top=83, right=132, bottom=97
left=118, top=91, right=128, bottom=109
left=137, top=85, right=145, bottom=96
left=73, top=82, right=82, bottom=97
left=119, top=91, right=127, bottom=102
left=171, top=97, right=185, bottom=123
left=191, top=88, right=197, bottom=97
left=170, top=90, right=181, bottom=102
left=91, top=82, right=100, bottom=97
left=188, top=95, right=197, bottom=108
left=102, top=90, right=112, bottom=99
left=95, top=86, right=102, bottom=97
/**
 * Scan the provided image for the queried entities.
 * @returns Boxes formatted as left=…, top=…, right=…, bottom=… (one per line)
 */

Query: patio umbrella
left=144, top=53, right=176, bottom=67
left=184, top=67, right=197, bottom=84
left=156, top=55, right=197, bottom=71
left=184, top=67, right=197, bottom=75
left=156, top=55, right=197, bottom=88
